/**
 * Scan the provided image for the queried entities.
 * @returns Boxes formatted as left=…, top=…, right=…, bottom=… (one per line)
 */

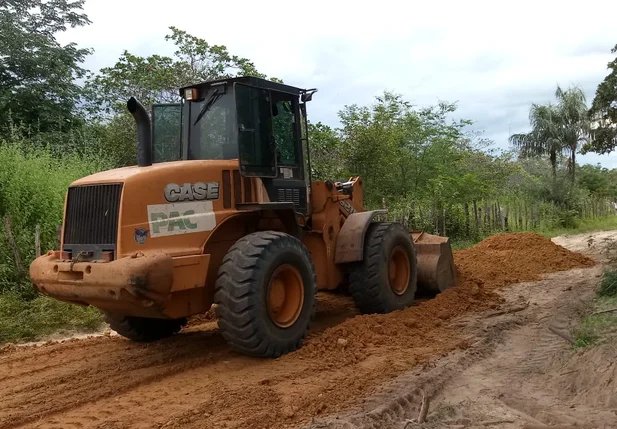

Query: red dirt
left=0, top=232, right=596, bottom=429
left=296, top=233, right=595, bottom=364
left=455, top=232, right=596, bottom=290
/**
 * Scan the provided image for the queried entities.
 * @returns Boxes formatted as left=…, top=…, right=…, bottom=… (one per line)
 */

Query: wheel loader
left=29, top=76, right=456, bottom=357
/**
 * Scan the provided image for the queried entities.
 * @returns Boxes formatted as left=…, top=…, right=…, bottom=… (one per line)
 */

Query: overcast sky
left=58, top=0, right=617, bottom=167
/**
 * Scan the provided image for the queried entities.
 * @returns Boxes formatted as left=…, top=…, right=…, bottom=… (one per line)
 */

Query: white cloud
left=58, top=0, right=617, bottom=167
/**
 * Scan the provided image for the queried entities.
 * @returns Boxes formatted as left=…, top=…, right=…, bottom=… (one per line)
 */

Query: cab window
left=272, top=95, right=296, bottom=166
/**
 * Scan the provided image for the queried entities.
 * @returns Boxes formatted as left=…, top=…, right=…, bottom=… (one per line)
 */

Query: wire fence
left=380, top=196, right=617, bottom=240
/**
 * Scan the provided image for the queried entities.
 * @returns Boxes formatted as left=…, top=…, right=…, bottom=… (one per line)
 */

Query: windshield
left=186, top=88, right=238, bottom=160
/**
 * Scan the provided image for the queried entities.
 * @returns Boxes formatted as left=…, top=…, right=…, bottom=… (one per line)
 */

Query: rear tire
left=104, top=313, right=187, bottom=342
left=349, top=222, right=417, bottom=314
left=214, top=231, right=317, bottom=358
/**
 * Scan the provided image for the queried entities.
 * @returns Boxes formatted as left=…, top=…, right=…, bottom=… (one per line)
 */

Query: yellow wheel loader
left=29, top=76, right=456, bottom=357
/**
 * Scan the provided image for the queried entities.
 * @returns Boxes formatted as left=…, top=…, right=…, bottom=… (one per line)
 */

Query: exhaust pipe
left=126, top=97, right=152, bottom=167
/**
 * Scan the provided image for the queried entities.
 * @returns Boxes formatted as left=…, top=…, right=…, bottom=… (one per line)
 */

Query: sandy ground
left=306, top=232, right=617, bottom=429
left=1, top=232, right=615, bottom=429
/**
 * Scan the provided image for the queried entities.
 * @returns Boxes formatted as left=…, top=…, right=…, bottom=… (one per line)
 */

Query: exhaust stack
left=126, top=97, right=152, bottom=167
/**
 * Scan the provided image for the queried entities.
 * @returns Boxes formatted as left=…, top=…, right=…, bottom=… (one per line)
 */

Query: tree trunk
left=570, top=148, right=576, bottom=184
left=550, top=151, right=557, bottom=179
left=442, top=207, right=446, bottom=236
left=464, top=202, right=470, bottom=237
left=518, top=201, right=523, bottom=230
left=504, top=205, right=509, bottom=231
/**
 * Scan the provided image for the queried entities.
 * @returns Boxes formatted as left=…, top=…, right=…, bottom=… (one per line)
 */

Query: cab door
left=235, top=84, right=308, bottom=215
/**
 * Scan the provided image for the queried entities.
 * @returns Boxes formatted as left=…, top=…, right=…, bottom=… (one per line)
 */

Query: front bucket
left=411, top=231, right=457, bottom=294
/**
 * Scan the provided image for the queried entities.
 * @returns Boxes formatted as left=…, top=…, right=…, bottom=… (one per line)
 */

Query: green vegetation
left=584, top=44, right=617, bottom=155
left=599, top=269, right=617, bottom=297
left=573, top=295, right=617, bottom=348
left=1, top=0, right=617, bottom=343
left=0, top=293, right=103, bottom=343
left=573, top=264, right=617, bottom=348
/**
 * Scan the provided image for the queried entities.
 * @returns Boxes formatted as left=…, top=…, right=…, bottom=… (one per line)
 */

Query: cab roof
left=179, top=76, right=305, bottom=97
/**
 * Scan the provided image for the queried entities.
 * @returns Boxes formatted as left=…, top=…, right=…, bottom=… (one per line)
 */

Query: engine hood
left=71, top=160, right=239, bottom=186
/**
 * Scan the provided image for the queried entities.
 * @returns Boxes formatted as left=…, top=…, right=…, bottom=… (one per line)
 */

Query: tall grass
left=0, top=137, right=113, bottom=297
left=0, top=134, right=112, bottom=342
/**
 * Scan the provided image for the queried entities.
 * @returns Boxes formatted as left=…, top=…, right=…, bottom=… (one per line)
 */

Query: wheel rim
left=389, top=246, right=411, bottom=295
left=267, top=264, right=304, bottom=328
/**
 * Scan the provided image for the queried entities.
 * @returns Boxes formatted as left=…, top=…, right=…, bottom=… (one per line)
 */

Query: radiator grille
left=63, top=184, right=123, bottom=247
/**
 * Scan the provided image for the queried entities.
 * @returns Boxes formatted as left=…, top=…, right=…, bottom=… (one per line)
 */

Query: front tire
left=349, top=222, right=418, bottom=314
left=214, top=231, right=317, bottom=358
left=104, top=313, right=187, bottom=342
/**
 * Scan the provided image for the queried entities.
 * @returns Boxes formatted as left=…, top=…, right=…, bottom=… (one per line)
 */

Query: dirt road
left=0, top=232, right=610, bottom=429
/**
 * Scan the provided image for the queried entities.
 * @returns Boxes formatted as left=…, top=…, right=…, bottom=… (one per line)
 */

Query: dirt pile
left=295, top=233, right=595, bottom=363
left=454, top=232, right=596, bottom=290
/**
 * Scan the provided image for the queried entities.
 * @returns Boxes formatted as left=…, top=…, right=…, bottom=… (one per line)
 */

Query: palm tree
left=509, top=102, right=564, bottom=178
left=554, top=85, right=590, bottom=183
left=509, top=85, right=590, bottom=183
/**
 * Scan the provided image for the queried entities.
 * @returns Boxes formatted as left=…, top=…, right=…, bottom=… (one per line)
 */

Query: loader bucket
left=411, top=231, right=457, bottom=294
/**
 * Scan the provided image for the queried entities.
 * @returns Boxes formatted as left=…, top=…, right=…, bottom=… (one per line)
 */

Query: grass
left=573, top=269, right=617, bottom=348
left=541, top=216, right=617, bottom=239
left=0, top=293, right=104, bottom=344
left=449, top=215, right=617, bottom=250
left=599, top=269, right=617, bottom=296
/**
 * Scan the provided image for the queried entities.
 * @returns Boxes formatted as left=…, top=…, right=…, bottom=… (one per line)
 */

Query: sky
left=58, top=0, right=617, bottom=167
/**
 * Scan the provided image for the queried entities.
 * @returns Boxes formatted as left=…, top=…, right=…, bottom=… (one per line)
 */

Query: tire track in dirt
left=0, top=344, right=115, bottom=383
left=0, top=331, right=231, bottom=428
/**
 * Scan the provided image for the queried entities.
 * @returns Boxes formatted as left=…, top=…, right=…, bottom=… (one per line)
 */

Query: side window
left=272, top=100, right=296, bottom=165
left=235, top=84, right=277, bottom=177
left=152, top=103, right=182, bottom=163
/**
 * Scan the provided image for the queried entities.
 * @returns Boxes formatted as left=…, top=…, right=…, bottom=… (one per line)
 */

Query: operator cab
left=151, top=76, right=317, bottom=214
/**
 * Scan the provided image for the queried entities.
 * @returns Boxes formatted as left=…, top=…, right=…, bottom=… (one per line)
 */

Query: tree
left=578, top=164, right=617, bottom=200
left=554, top=85, right=590, bottom=182
left=0, top=0, right=91, bottom=136
left=509, top=103, right=563, bottom=178
left=83, top=27, right=277, bottom=166
left=584, top=44, right=617, bottom=155
left=85, top=27, right=271, bottom=118
left=332, top=92, right=474, bottom=209
left=307, top=122, right=345, bottom=180
left=509, top=85, right=590, bottom=183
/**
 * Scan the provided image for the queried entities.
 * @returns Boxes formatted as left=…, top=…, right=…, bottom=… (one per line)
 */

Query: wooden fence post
left=473, top=200, right=479, bottom=234
left=35, top=224, right=41, bottom=258
left=442, top=207, right=446, bottom=236
left=4, top=216, right=25, bottom=278
left=464, top=202, right=470, bottom=237
left=504, top=205, right=509, bottom=231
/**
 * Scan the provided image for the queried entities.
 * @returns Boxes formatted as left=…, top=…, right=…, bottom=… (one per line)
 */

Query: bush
left=599, top=270, right=617, bottom=297
left=0, top=137, right=112, bottom=298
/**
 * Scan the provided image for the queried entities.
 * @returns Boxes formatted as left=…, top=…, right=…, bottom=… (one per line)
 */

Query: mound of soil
left=295, top=232, right=595, bottom=363
left=455, top=232, right=596, bottom=290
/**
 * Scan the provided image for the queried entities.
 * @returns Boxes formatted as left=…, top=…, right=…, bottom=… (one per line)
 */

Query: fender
left=334, top=210, right=387, bottom=264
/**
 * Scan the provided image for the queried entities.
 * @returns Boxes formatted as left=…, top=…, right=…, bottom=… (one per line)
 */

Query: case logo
left=164, top=182, right=219, bottom=203
left=339, top=199, right=357, bottom=214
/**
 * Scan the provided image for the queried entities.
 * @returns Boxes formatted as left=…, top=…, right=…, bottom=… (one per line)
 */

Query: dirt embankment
left=0, top=232, right=597, bottom=429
